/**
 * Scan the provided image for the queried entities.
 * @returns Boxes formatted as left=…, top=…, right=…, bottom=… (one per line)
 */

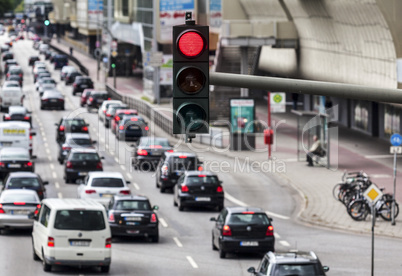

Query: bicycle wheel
left=347, top=199, right=369, bottom=221
left=379, top=200, right=399, bottom=221
left=332, top=183, right=343, bottom=201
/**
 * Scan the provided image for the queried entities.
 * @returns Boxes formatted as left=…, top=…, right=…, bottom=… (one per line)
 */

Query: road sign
left=390, top=146, right=402, bottom=154
left=390, top=133, right=402, bottom=146
left=270, top=92, right=286, bottom=113
left=111, top=40, right=117, bottom=50
left=111, top=51, right=117, bottom=57
left=364, top=184, right=383, bottom=204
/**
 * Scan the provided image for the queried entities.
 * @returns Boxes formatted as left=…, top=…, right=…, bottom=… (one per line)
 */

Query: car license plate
left=78, top=172, right=88, bottom=176
left=11, top=210, right=29, bottom=215
left=101, top=194, right=113, bottom=198
left=50, top=99, right=57, bottom=102
left=129, top=125, right=140, bottom=130
left=125, top=217, right=142, bottom=221
left=240, top=241, right=259, bottom=246
left=126, top=222, right=139, bottom=226
left=70, top=241, right=90, bottom=246
left=196, top=197, right=211, bottom=201
left=8, top=163, right=21, bottom=168
left=81, top=85, right=87, bottom=88
left=126, top=230, right=140, bottom=234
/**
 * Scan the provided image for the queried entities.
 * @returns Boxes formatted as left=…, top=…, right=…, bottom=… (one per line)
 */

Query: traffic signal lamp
left=173, top=14, right=209, bottom=134
left=44, top=20, right=50, bottom=26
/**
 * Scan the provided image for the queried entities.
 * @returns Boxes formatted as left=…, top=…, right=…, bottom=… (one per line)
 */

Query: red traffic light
left=178, top=31, right=206, bottom=57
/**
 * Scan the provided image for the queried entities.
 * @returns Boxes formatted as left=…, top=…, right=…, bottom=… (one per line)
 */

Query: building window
left=122, top=0, right=129, bottom=17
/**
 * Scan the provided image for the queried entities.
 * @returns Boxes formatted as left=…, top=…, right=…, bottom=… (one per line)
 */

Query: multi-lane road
left=0, top=35, right=401, bottom=275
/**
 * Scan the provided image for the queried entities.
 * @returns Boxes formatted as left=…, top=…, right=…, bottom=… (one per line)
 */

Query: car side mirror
left=100, top=156, right=105, bottom=159
left=153, top=205, right=159, bottom=210
left=219, top=181, right=223, bottom=184
left=43, top=181, right=49, bottom=185
left=126, top=181, right=131, bottom=184
left=31, top=155, right=37, bottom=159
left=269, top=218, right=273, bottom=222
left=28, top=212, right=39, bottom=221
left=31, top=132, right=36, bottom=136
left=92, top=140, right=97, bottom=144
left=323, top=266, right=330, bottom=272
left=247, top=267, right=256, bottom=274
left=54, top=123, right=58, bottom=126
left=210, top=217, right=217, bottom=222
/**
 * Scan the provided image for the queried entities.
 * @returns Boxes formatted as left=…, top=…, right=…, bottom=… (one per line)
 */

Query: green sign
left=230, top=99, right=255, bottom=133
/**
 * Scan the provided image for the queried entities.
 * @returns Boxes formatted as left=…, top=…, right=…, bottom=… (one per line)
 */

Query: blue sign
left=390, top=133, right=402, bottom=146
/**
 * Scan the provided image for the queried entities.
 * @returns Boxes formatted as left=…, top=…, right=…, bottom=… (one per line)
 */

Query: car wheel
left=72, top=91, right=76, bottom=96
left=178, top=200, right=184, bottom=211
left=42, top=250, right=51, bottom=271
left=160, top=184, right=165, bottom=193
left=173, top=198, right=178, bottom=206
left=80, top=103, right=84, bottom=107
left=212, top=235, right=218, bottom=251
left=40, top=105, right=44, bottom=110
left=217, top=204, right=224, bottom=212
left=61, top=106, right=65, bottom=110
left=32, top=240, right=40, bottom=261
left=219, top=246, right=226, bottom=259
left=100, top=265, right=110, bottom=273
left=150, top=235, right=159, bottom=243
left=156, top=179, right=160, bottom=188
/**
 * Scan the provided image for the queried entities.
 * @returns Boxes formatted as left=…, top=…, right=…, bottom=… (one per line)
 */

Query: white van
left=0, top=86, right=24, bottom=111
left=31, top=198, right=112, bottom=272
left=0, top=121, right=33, bottom=155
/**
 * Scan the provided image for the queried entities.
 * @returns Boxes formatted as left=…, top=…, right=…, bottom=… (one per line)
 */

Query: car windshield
left=70, top=153, right=100, bottom=161
left=274, top=264, right=319, bottom=276
left=54, top=210, right=105, bottom=230
left=1, top=153, right=29, bottom=160
left=140, top=138, right=170, bottom=147
left=7, top=178, right=40, bottom=188
left=1, top=193, right=38, bottom=203
left=115, top=200, right=151, bottom=211
left=187, top=175, right=219, bottom=185
left=42, top=79, right=56, bottom=84
left=91, top=177, right=124, bottom=187
left=65, top=119, right=85, bottom=126
left=92, top=93, right=108, bottom=99
left=170, top=157, right=197, bottom=171
left=228, top=213, right=271, bottom=225
left=66, top=138, right=92, bottom=146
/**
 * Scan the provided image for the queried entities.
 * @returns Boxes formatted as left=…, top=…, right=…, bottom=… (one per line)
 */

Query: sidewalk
left=51, top=38, right=402, bottom=239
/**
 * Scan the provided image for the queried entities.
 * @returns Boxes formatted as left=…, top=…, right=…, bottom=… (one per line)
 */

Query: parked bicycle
left=332, top=171, right=371, bottom=206
left=347, top=193, right=399, bottom=221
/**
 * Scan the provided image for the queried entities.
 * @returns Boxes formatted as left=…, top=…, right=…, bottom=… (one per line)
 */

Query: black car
left=64, top=148, right=103, bottom=183
left=57, top=133, right=96, bottom=164
left=28, top=56, right=40, bottom=66
left=173, top=171, right=224, bottom=211
left=116, top=115, right=149, bottom=141
left=3, top=106, right=32, bottom=126
left=2, top=51, right=13, bottom=62
left=86, top=91, right=110, bottom=110
left=248, top=251, right=330, bottom=276
left=55, top=117, right=89, bottom=143
left=0, top=147, right=35, bottom=179
left=72, top=76, right=94, bottom=95
left=4, top=59, right=18, bottom=74
left=53, top=54, right=69, bottom=69
left=6, top=74, right=22, bottom=87
left=35, top=71, right=51, bottom=84
left=107, top=195, right=159, bottom=242
left=65, top=71, right=82, bottom=85
left=155, top=151, right=203, bottom=193
left=132, top=137, right=173, bottom=170
left=6, top=66, right=23, bottom=81
left=104, top=104, right=128, bottom=128
left=2, top=172, right=48, bottom=200
left=210, top=206, right=275, bottom=259
left=33, top=68, right=50, bottom=83
left=40, top=90, right=65, bottom=110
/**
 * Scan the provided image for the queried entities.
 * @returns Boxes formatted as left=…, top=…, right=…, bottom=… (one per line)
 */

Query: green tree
left=0, top=0, right=14, bottom=17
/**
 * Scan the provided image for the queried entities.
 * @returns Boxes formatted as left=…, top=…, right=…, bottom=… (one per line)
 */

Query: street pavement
left=50, top=38, right=402, bottom=239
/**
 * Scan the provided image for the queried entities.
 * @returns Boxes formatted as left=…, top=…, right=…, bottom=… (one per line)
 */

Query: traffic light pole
left=210, top=72, right=402, bottom=104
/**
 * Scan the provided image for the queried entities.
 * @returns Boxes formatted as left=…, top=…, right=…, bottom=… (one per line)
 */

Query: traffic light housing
left=44, top=20, right=50, bottom=26
left=172, top=15, right=209, bottom=134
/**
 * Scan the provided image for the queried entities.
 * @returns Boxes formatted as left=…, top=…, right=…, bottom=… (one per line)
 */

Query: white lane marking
left=48, top=156, right=52, bottom=161
left=159, top=218, right=168, bottom=228
left=50, top=164, right=54, bottom=170
left=52, top=172, right=57, bottom=179
left=283, top=158, right=298, bottom=162
left=43, top=137, right=47, bottom=142
left=41, top=132, right=46, bottom=137
left=58, top=192, right=63, bottom=199
left=55, top=182, right=60, bottom=189
left=110, top=151, right=115, bottom=156
left=44, top=142, right=48, bottom=148
left=186, top=256, right=198, bottom=269
left=92, top=127, right=97, bottom=132
left=114, top=157, right=119, bottom=163
left=46, top=148, right=50, bottom=154
left=126, top=173, right=132, bottom=179
left=370, top=174, right=392, bottom=179
left=106, top=144, right=109, bottom=150
left=279, top=240, right=290, bottom=247
left=274, top=233, right=281, bottom=239
left=173, top=237, right=183, bottom=248
left=365, top=155, right=397, bottom=159
left=133, top=183, right=140, bottom=190
left=120, top=165, right=126, bottom=171
left=225, top=192, right=290, bottom=220
left=100, top=138, right=105, bottom=143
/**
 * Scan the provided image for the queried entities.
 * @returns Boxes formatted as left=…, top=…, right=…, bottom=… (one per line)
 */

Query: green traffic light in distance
left=44, top=20, right=50, bottom=26
left=111, top=64, right=116, bottom=68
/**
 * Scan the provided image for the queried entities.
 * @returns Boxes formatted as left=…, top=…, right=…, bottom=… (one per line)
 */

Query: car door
left=174, top=174, right=185, bottom=202
left=213, top=209, right=227, bottom=248
left=33, top=204, right=51, bottom=257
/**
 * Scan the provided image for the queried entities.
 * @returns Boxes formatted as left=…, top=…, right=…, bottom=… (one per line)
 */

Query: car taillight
left=59, top=99, right=64, bottom=102
left=181, top=185, right=189, bottom=192
left=179, top=155, right=187, bottom=159
left=108, top=212, right=115, bottom=222
left=266, top=225, right=274, bottom=236
left=150, top=213, right=157, bottom=223
left=198, top=175, right=206, bottom=177
left=130, top=117, right=138, bottom=121
left=4, top=116, right=10, bottom=120
left=119, top=125, right=124, bottom=130
left=106, top=113, right=111, bottom=117
left=166, top=150, right=174, bottom=153
left=25, top=162, right=33, bottom=167
left=24, top=116, right=29, bottom=120
left=0, top=204, right=4, bottom=214
left=198, top=166, right=203, bottom=171
left=89, top=97, right=94, bottom=102
left=14, top=202, right=26, bottom=205
left=137, top=149, right=148, bottom=156
left=162, top=165, right=168, bottom=176
left=85, top=189, right=96, bottom=194
left=115, top=116, right=120, bottom=121
left=34, top=204, right=41, bottom=215
left=222, top=225, right=232, bottom=236
left=59, top=125, right=65, bottom=131
left=103, top=110, right=106, bottom=114
left=217, top=186, right=223, bottom=193
left=0, top=162, right=4, bottom=167
left=82, top=126, right=88, bottom=131
left=144, top=126, right=149, bottom=131
left=242, top=211, right=255, bottom=214
left=47, top=237, right=55, bottom=247
left=107, top=98, right=111, bottom=100
left=62, top=146, right=71, bottom=151
left=19, top=73, right=22, bottom=77
left=73, top=83, right=77, bottom=87
left=96, top=162, right=103, bottom=169
left=105, top=237, right=112, bottom=248
left=119, top=190, right=130, bottom=195
left=66, top=161, right=73, bottom=168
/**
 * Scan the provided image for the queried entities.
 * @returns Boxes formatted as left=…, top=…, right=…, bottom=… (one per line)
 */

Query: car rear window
left=275, top=264, right=319, bottom=276
left=170, top=157, right=197, bottom=171
left=92, top=93, right=108, bottom=99
left=8, top=178, right=40, bottom=188
left=115, top=200, right=151, bottom=210
left=54, top=210, right=105, bottom=230
left=1, top=152, right=29, bottom=160
left=70, top=153, right=100, bottom=161
left=65, top=119, right=85, bottom=126
left=187, top=175, right=219, bottom=185
left=91, top=177, right=124, bottom=187
left=67, top=138, right=92, bottom=147
left=140, top=138, right=170, bottom=147
left=1, top=193, right=38, bottom=203
left=228, top=213, right=271, bottom=225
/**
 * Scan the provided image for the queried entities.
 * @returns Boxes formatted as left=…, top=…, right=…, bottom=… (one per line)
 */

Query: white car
left=60, top=65, right=77, bottom=81
left=98, top=100, right=123, bottom=122
left=77, top=172, right=131, bottom=206
left=2, top=80, right=20, bottom=89
left=0, top=189, right=41, bottom=230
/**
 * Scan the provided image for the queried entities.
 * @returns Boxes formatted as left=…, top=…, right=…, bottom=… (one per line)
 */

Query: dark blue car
left=53, top=54, right=69, bottom=69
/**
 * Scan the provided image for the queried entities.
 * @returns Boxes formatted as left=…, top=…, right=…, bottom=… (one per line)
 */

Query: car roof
left=61, top=116, right=85, bottom=121
left=265, top=251, right=320, bottom=264
left=0, top=147, right=29, bottom=154
left=41, top=198, right=105, bottom=210
left=185, top=171, right=216, bottom=177
left=166, top=151, right=198, bottom=158
left=0, top=121, right=30, bottom=128
left=7, top=171, right=39, bottom=178
left=88, top=171, right=124, bottom=178
left=1, top=189, right=39, bottom=197
left=3, top=81, right=20, bottom=85
left=65, top=133, right=91, bottom=139
left=8, top=106, right=26, bottom=113
left=116, top=109, right=137, bottom=114
left=114, top=195, right=149, bottom=201
left=70, top=148, right=98, bottom=153
left=225, top=206, right=265, bottom=214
